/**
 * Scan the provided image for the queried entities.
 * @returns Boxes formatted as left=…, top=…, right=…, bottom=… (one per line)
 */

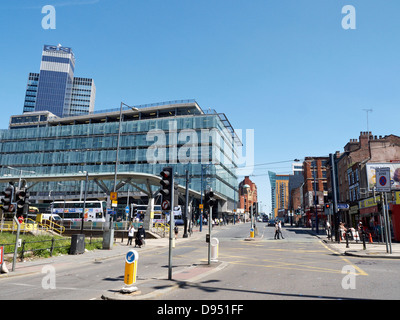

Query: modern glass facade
left=1, top=101, right=239, bottom=214
left=23, top=45, right=95, bottom=117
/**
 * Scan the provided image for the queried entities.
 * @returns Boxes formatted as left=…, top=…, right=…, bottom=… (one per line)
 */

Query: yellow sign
left=110, top=192, right=118, bottom=200
left=396, top=191, right=400, bottom=205
left=359, top=195, right=381, bottom=209
left=199, top=204, right=204, bottom=209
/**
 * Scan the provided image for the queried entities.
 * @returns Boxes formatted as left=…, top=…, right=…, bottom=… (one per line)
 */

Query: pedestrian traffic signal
left=1, top=183, right=15, bottom=212
left=160, top=167, right=173, bottom=211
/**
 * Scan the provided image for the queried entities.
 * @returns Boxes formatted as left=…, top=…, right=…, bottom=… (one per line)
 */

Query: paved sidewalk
left=312, top=231, right=400, bottom=259
left=0, top=223, right=237, bottom=299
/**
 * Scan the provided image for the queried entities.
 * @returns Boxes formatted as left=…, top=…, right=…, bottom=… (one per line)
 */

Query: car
left=268, top=219, right=275, bottom=226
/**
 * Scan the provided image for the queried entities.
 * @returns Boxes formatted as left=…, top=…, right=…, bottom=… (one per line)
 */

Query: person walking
left=274, top=221, right=280, bottom=240
left=278, top=220, right=285, bottom=239
left=135, top=225, right=146, bottom=248
left=127, top=224, right=135, bottom=246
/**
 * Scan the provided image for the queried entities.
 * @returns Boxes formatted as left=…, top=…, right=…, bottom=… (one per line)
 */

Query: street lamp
left=79, top=171, right=88, bottom=233
left=114, top=102, right=139, bottom=193
left=6, top=166, right=35, bottom=189
left=243, top=184, right=255, bottom=236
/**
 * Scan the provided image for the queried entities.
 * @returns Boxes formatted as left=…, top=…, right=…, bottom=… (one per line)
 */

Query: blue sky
left=1, top=0, right=400, bottom=213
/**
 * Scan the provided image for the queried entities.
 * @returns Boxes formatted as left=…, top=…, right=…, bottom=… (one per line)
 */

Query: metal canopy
left=0, top=171, right=227, bottom=201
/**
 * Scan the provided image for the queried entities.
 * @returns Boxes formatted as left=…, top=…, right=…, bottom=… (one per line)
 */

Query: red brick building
left=238, top=176, right=258, bottom=214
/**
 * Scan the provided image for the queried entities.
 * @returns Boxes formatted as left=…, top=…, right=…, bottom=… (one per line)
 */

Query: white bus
left=52, top=201, right=107, bottom=223
left=165, top=206, right=184, bottom=225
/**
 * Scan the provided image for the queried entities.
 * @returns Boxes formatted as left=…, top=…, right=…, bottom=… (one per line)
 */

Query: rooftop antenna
left=362, top=108, right=373, bottom=132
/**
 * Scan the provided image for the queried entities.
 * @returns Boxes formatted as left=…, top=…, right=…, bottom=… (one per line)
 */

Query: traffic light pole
left=168, top=175, right=174, bottom=280
left=208, top=205, right=212, bottom=265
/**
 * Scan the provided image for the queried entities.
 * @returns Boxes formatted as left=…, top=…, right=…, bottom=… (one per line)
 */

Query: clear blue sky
left=1, top=0, right=400, bottom=213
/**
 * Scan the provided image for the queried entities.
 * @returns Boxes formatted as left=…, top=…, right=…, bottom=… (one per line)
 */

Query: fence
left=0, top=236, right=102, bottom=260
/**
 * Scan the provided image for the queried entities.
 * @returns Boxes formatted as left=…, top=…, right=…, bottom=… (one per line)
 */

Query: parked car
left=268, top=219, right=275, bottom=226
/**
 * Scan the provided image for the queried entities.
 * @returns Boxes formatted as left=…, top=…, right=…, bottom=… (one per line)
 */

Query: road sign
left=125, top=206, right=130, bottom=214
left=125, top=249, right=138, bottom=264
left=162, top=200, right=170, bottom=210
left=124, top=250, right=138, bottom=286
left=110, top=192, right=118, bottom=201
left=199, top=204, right=204, bottom=209
left=112, top=200, right=118, bottom=207
left=376, top=167, right=391, bottom=192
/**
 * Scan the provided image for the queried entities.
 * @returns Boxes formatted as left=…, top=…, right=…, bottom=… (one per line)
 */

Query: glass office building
left=2, top=100, right=240, bottom=215
left=23, top=45, right=95, bottom=117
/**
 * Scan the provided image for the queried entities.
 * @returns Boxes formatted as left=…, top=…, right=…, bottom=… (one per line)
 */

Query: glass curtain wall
left=0, top=114, right=238, bottom=202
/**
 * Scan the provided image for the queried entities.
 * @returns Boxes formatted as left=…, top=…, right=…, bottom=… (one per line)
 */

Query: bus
left=52, top=201, right=106, bottom=223
left=165, top=206, right=184, bottom=225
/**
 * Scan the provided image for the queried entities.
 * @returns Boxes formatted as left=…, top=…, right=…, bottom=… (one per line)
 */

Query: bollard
left=362, top=230, right=366, bottom=250
left=250, top=228, right=254, bottom=238
left=121, top=249, right=139, bottom=293
left=210, top=238, right=219, bottom=262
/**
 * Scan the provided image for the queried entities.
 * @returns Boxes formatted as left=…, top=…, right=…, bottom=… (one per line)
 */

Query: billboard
left=366, top=163, right=400, bottom=191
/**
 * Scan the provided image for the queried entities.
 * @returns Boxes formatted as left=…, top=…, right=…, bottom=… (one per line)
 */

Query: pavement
left=0, top=223, right=231, bottom=300
left=311, top=230, right=400, bottom=259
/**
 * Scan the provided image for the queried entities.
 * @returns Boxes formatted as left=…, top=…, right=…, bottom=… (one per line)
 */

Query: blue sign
left=125, top=250, right=138, bottom=264
left=125, top=206, right=130, bottom=214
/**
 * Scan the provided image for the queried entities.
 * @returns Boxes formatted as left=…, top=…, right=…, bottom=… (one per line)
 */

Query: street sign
left=376, top=167, right=391, bottom=192
left=110, top=192, right=118, bottom=201
left=112, top=200, right=118, bottom=207
left=125, top=249, right=138, bottom=264
left=125, top=206, right=130, bottom=214
left=199, top=204, right=204, bottom=209
left=162, top=200, right=170, bottom=210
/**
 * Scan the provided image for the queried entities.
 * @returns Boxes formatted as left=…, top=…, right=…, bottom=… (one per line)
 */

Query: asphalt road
left=1, top=222, right=399, bottom=300
left=158, top=222, right=400, bottom=300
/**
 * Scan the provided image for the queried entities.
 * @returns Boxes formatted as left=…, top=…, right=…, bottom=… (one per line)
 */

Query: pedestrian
left=174, top=225, right=179, bottom=239
left=274, top=221, right=280, bottom=240
left=135, top=225, right=146, bottom=248
left=325, top=220, right=331, bottom=239
left=127, top=224, right=135, bottom=246
left=278, top=220, right=285, bottom=239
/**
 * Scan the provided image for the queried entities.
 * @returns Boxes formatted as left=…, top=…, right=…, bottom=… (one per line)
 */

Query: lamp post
left=6, top=166, right=35, bottom=189
left=114, top=102, right=139, bottom=193
left=79, top=171, right=88, bottom=233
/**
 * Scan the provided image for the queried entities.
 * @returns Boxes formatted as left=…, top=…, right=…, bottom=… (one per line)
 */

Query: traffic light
left=1, top=183, right=15, bottom=213
left=204, top=189, right=215, bottom=210
left=160, top=167, right=173, bottom=211
left=15, top=188, right=29, bottom=216
left=325, top=203, right=331, bottom=209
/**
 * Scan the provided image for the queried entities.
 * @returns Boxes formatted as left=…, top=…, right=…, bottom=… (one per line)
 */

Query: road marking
left=319, top=241, right=368, bottom=276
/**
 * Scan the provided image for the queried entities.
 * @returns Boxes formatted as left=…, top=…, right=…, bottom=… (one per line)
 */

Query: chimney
left=359, top=131, right=370, bottom=149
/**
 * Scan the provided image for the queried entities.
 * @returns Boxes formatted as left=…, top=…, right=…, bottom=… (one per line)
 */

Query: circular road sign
left=162, top=200, right=170, bottom=210
left=379, top=175, right=387, bottom=187
left=125, top=250, right=138, bottom=264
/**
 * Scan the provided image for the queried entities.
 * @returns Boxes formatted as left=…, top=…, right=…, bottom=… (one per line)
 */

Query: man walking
left=278, top=220, right=285, bottom=239
left=274, top=221, right=280, bottom=240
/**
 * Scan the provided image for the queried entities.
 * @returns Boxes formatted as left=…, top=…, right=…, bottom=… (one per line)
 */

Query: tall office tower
left=23, top=44, right=96, bottom=117
left=70, top=77, right=96, bottom=115
left=34, top=44, right=75, bottom=117
left=23, top=73, right=40, bottom=113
